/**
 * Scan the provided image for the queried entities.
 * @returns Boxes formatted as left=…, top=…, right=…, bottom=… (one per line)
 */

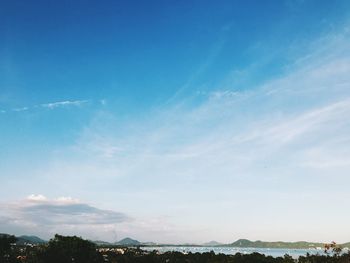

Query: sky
left=1, top=0, right=350, bottom=244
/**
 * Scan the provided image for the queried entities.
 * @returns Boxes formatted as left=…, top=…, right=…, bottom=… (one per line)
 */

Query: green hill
left=0, top=233, right=46, bottom=245
left=115, top=237, right=141, bottom=246
left=202, top=241, right=223, bottom=246
left=228, top=239, right=324, bottom=249
left=17, top=235, right=46, bottom=245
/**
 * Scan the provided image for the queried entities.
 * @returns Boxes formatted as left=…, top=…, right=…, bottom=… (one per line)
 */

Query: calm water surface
left=142, top=246, right=327, bottom=258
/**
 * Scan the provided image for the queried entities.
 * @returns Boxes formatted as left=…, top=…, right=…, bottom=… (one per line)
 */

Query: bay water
left=142, top=246, right=328, bottom=258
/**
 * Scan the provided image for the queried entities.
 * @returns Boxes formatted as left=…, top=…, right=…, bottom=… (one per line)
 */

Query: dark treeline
left=1, top=234, right=350, bottom=263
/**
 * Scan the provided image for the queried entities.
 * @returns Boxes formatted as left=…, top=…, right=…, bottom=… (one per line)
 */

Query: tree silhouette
left=0, top=234, right=17, bottom=263
left=324, top=241, right=343, bottom=257
left=39, top=234, right=103, bottom=263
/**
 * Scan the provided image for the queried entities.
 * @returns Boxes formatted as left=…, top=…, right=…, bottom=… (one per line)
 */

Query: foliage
left=35, top=234, right=103, bottom=263
left=324, top=241, right=343, bottom=256
left=0, top=234, right=18, bottom=263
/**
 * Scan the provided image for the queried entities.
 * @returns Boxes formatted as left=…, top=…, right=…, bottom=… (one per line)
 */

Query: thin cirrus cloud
left=2, top=23, right=350, bottom=243
left=63, top=28, right=350, bottom=187
left=41, top=100, right=89, bottom=109
left=12, top=107, right=29, bottom=112
left=39, top=27, right=350, bottom=242
left=1, top=99, right=90, bottom=113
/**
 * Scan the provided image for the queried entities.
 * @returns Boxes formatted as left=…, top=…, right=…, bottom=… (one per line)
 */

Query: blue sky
left=1, top=0, right=350, bottom=243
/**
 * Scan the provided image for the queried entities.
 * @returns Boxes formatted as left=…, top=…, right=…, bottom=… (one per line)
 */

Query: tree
left=0, top=234, right=17, bottom=263
left=324, top=241, right=343, bottom=257
left=39, top=234, right=103, bottom=263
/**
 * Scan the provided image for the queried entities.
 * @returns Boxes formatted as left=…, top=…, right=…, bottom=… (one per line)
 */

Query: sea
left=141, top=246, right=329, bottom=259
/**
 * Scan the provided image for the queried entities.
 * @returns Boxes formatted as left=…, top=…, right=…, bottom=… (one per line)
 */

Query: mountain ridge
left=202, top=241, right=223, bottom=246
left=2, top=233, right=349, bottom=249
left=227, top=239, right=327, bottom=249
left=0, top=233, right=47, bottom=245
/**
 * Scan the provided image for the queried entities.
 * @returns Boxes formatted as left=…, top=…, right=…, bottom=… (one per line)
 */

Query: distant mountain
left=115, top=237, right=141, bottom=246
left=4, top=233, right=349, bottom=250
left=228, top=239, right=324, bottom=249
left=142, top=242, right=158, bottom=246
left=93, top=238, right=157, bottom=247
left=93, top=240, right=113, bottom=246
left=0, top=233, right=46, bottom=245
left=17, top=235, right=47, bottom=245
left=202, top=241, right=223, bottom=246
left=342, top=242, right=350, bottom=248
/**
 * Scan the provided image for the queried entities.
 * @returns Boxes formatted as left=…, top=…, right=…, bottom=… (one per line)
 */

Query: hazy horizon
left=1, top=0, right=350, bottom=244
left=4, top=232, right=349, bottom=245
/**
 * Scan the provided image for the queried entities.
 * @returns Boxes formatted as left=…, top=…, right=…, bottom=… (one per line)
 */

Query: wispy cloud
left=12, top=107, right=29, bottom=112
left=41, top=100, right=89, bottom=109
left=3, top=23, right=350, bottom=243
left=165, top=24, right=230, bottom=105
left=34, top=27, right=350, bottom=242
left=0, top=99, right=90, bottom=114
